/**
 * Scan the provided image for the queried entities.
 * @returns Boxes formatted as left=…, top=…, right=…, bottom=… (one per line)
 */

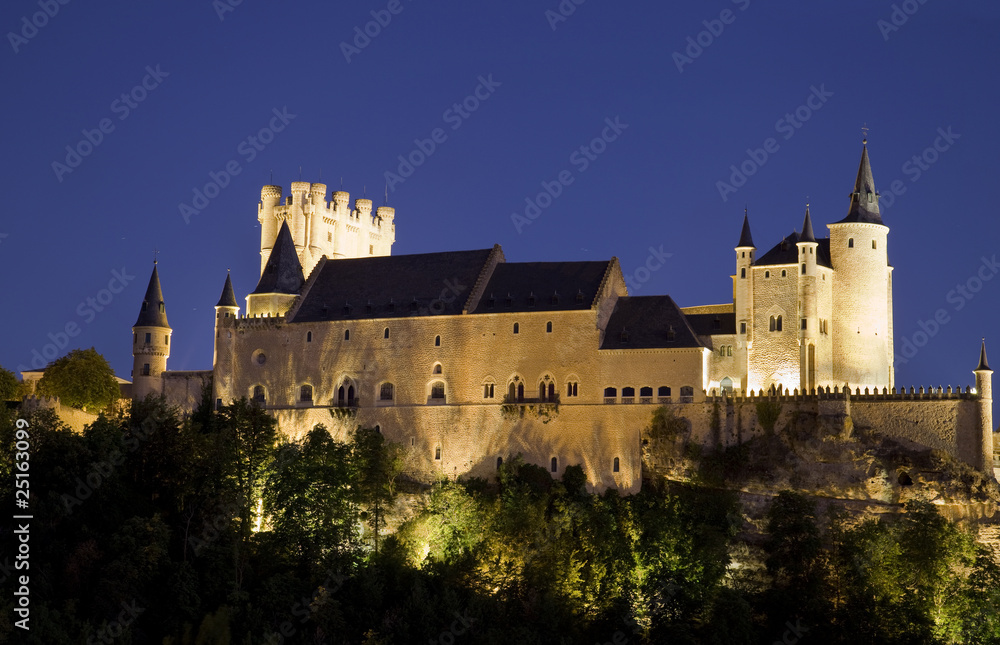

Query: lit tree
left=36, top=347, right=119, bottom=412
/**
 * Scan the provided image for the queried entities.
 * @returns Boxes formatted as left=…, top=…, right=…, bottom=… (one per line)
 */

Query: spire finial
left=153, top=248, right=159, bottom=265
left=861, top=122, right=869, bottom=145
left=977, top=338, right=991, bottom=372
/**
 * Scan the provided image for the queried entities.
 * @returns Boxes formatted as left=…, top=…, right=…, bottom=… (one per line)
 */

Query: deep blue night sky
left=2, top=0, right=998, bottom=389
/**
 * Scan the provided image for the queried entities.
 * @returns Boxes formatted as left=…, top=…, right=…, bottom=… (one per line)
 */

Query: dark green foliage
left=0, top=364, right=20, bottom=401
left=36, top=347, right=119, bottom=412
left=756, top=398, right=783, bottom=433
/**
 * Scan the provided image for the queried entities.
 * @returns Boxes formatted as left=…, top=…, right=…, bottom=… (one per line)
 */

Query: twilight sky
left=1, top=0, right=998, bottom=389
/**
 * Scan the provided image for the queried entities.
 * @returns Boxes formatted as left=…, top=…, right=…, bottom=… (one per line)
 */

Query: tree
left=352, top=427, right=404, bottom=554
left=218, top=398, right=279, bottom=542
left=0, top=364, right=20, bottom=401
left=37, top=347, right=119, bottom=412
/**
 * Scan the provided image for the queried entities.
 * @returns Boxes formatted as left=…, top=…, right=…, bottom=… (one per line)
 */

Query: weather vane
left=153, top=248, right=159, bottom=264
left=862, top=123, right=869, bottom=143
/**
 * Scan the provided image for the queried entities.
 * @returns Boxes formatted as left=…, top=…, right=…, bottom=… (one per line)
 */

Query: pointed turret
left=253, top=220, right=305, bottom=295
left=134, top=262, right=169, bottom=328
left=216, top=272, right=238, bottom=308
left=977, top=339, right=991, bottom=372
left=737, top=209, right=755, bottom=248
left=800, top=205, right=816, bottom=243
left=837, top=141, right=883, bottom=225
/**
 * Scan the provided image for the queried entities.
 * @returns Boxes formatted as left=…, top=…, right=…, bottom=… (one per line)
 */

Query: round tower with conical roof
left=132, top=262, right=171, bottom=400
left=797, top=205, right=820, bottom=392
left=828, top=140, right=893, bottom=391
left=212, top=271, right=239, bottom=410
left=734, top=209, right=755, bottom=392
left=974, top=340, right=994, bottom=476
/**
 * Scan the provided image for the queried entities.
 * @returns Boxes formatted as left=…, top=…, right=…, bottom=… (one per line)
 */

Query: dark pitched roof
left=253, top=221, right=305, bottom=295
left=216, top=273, right=238, bottom=308
left=134, top=263, right=169, bottom=328
left=685, top=311, right=737, bottom=336
left=800, top=206, right=816, bottom=243
left=756, top=232, right=833, bottom=269
left=977, top=340, right=991, bottom=371
left=737, top=211, right=755, bottom=248
left=600, top=296, right=705, bottom=349
left=290, top=248, right=495, bottom=322
left=836, top=143, right=884, bottom=225
left=469, top=261, right=611, bottom=314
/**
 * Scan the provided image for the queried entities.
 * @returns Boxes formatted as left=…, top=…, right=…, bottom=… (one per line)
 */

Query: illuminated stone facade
left=132, top=145, right=996, bottom=489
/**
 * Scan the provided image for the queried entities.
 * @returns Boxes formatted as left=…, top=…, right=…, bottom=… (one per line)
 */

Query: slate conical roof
left=134, top=263, right=170, bottom=328
left=216, top=272, right=238, bottom=308
left=837, top=142, right=884, bottom=225
left=736, top=210, right=755, bottom=248
left=799, top=205, right=817, bottom=243
left=977, top=340, right=991, bottom=372
left=253, top=220, right=305, bottom=295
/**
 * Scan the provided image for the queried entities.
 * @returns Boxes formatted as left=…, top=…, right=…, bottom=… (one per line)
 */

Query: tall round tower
left=797, top=205, right=819, bottom=392
left=974, top=340, right=994, bottom=475
left=132, top=262, right=171, bottom=400
left=828, top=141, right=893, bottom=391
left=734, top=209, right=755, bottom=391
left=259, top=185, right=283, bottom=275
left=212, top=271, right=239, bottom=410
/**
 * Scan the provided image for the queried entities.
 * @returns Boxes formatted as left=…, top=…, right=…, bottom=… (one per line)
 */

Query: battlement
left=705, top=384, right=980, bottom=403
left=235, top=313, right=286, bottom=330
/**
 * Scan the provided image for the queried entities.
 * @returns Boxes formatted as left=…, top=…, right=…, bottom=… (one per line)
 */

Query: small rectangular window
left=740, top=322, right=747, bottom=334
left=801, top=318, right=807, bottom=330
left=145, top=333, right=151, bottom=343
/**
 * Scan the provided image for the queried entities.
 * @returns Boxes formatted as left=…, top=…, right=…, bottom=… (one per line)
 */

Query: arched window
left=613, top=457, right=620, bottom=473
left=566, top=381, right=578, bottom=397
left=344, top=329, right=350, bottom=341
left=765, top=270, right=770, bottom=278
left=300, top=384, right=313, bottom=402
left=604, top=387, right=617, bottom=403
left=720, top=377, right=733, bottom=393
left=374, top=424, right=381, bottom=433
left=306, top=331, right=313, bottom=342
left=513, top=322, right=519, bottom=334
left=338, top=385, right=345, bottom=406
left=640, top=386, right=653, bottom=397
left=384, top=327, right=390, bottom=339
left=679, top=386, right=694, bottom=402
left=483, top=383, right=495, bottom=399
left=548, top=382, right=555, bottom=399
left=348, top=385, right=355, bottom=405
left=622, top=386, right=635, bottom=397
left=380, top=383, right=394, bottom=401
left=433, top=364, right=442, bottom=374
left=848, top=238, right=854, bottom=248
left=770, top=315, right=783, bottom=332
left=781, top=269, right=787, bottom=277
left=517, top=383, right=524, bottom=402
left=740, top=268, right=746, bottom=278
left=546, top=321, right=552, bottom=333
left=727, top=346, right=733, bottom=357
left=508, top=382, right=516, bottom=401
left=720, top=346, right=726, bottom=357
left=253, top=385, right=265, bottom=403
left=550, top=457, right=558, bottom=472
left=435, top=447, right=441, bottom=460
left=430, top=382, right=445, bottom=401
left=658, top=386, right=671, bottom=396
left=801, top=263, right=806, bottom=274
left=435, top=335, right=441, bottom=346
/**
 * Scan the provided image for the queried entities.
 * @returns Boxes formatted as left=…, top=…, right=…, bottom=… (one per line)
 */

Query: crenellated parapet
left=258, top=181, right=396, bottom=276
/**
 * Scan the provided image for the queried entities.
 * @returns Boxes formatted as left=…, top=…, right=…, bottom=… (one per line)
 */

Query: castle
left=128, top=142, right=998, bottom=491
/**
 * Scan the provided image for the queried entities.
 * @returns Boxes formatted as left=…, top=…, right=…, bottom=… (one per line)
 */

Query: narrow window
left=384, top=327, right=390, bottom=339
left=300, top=385, right=313, bottom=402
left=307, top=331, right=312, bottom=342
left=546, top=321, right=552, bottom=333
left=848, top=238, right=854, bottom=248
left=216, top=398, right=222, bottom=411
left=727, top=346, right=732, bottom=357
left=776, top=315, right=783, bottom=331
left=765, top=271, right=770, bottom=278
left=741, top=251, right=745, bottom=258
left=801, top=318, right=807, bottom=330
left=550, top=457, right=558, bottom=472
left=720, top=347, right=726, bottom=357
left=539, top=383, right=546, bottom=401
left=253, top=385, right=265, bottom=402
left=781, top=270, right=787, bottom=277
left=872, top=240, right=877, bottom=249
left=165, top=335, right=169, bottom=345
left=613, top=457, right=620, bottom=473
left=431, top=382, right=445, bottom=400
left=517, top=383, right=524, bottom=401
left=548, top=382, right=555, bottom=399
left=513, top=322, right=519, bottom=334
left=801, top=263, right=806, bottom=274
left=145, top=332, right=151, bottom=344
left=344, top=329, right=350, bottom=341
left=740, top=268, right=746, bottom=278
left=433, top=364, right=442, bottom=374
left=435, top=335, right=441, bottom=346
left=158, top=303, right=164, bottom=313
left=327, top=231, right=332, bottom=242
left=142, top=363, right=150, bottom=376
left=369, top=244, right=374, bottom=254
left=740, top=322, right=747, bottom=334
left=375, top=425, right=381, bottom=433
left=435, top=447, right=441, bottom=460
left=380, top=383, right=394, bottom=401
left=770, top=316, right=776, bottom=332
left=484, top=383, right=494, bottom=399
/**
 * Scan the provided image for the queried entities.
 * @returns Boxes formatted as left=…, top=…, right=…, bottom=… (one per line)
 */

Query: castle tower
left=132, top=262, right=171, bottom=400
left=258, top=184, right=283, bottom=275
left=797, top=206, right=819, bottom=392
left=974, top=340, right=994, bottom=475
left=213, top=272, right=239, bottom=409
left=828, top=141, right=893, bottom=391
left=733, top=210, right=755, bottom=391
left=246, top=220, right=305, bottom=317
